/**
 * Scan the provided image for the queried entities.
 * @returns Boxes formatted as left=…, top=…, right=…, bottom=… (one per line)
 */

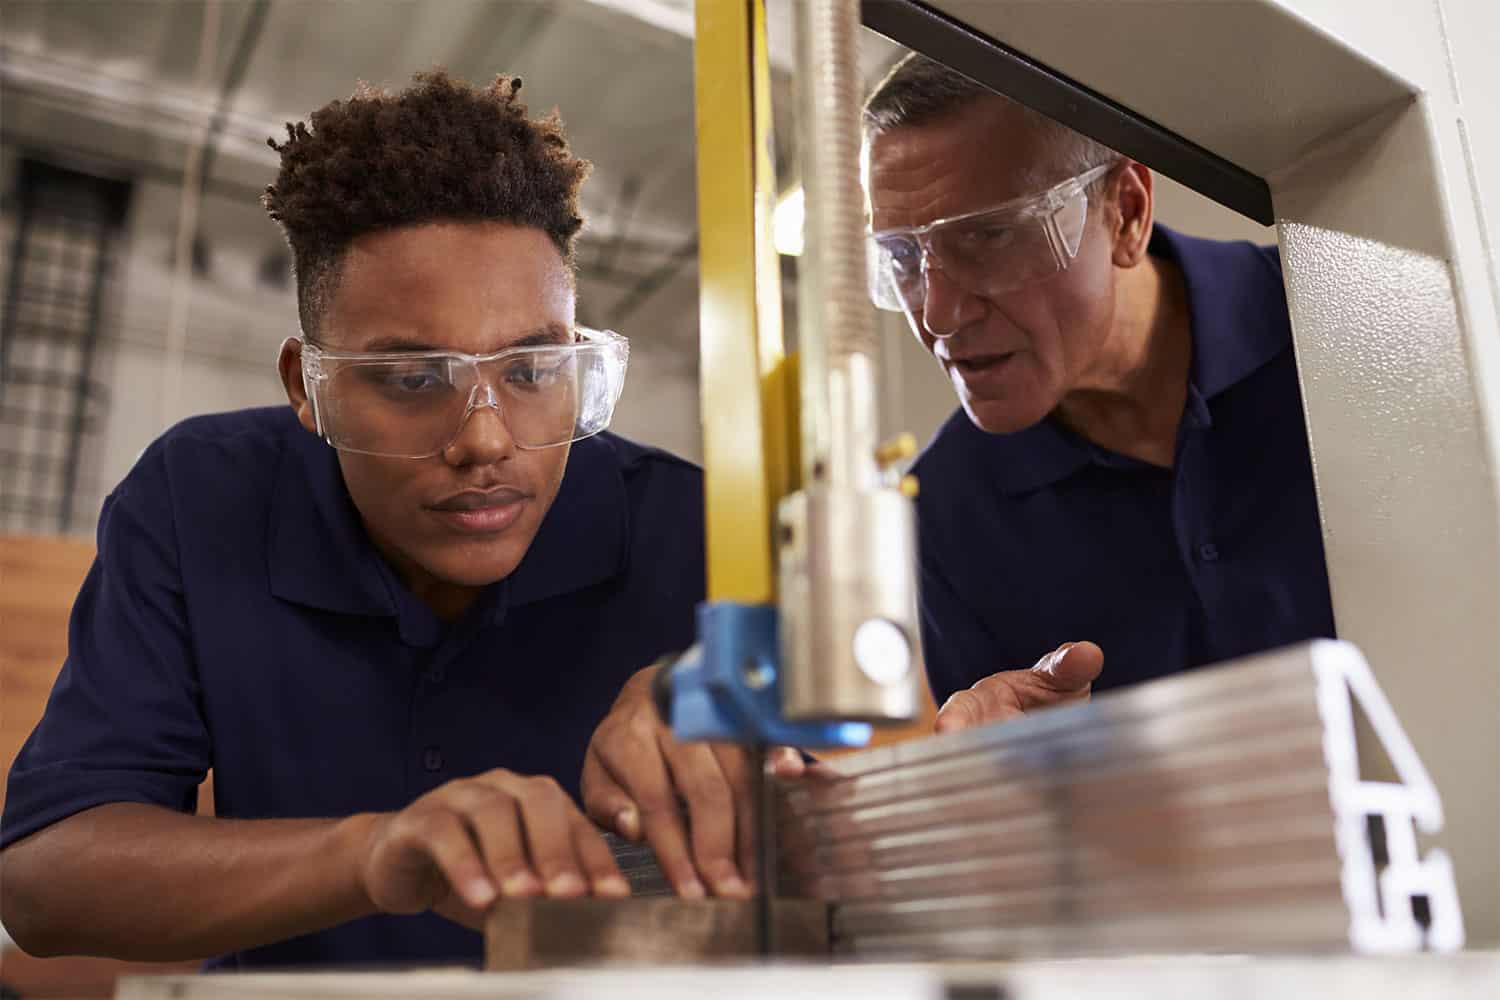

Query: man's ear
left=1108, top=161, right=1155, bottom=269
left=277, top=338, right=318, bottom=434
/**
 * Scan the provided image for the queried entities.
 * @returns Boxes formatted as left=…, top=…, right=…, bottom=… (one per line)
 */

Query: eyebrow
left=358, top=324, right=572, bottom=353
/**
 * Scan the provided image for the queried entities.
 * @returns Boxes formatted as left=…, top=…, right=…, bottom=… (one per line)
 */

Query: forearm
left=0, top=802, right=379, bottom=961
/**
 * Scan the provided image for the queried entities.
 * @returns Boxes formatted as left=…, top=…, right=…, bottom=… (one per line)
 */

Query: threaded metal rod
left=796, top=0, right=880, bottom=489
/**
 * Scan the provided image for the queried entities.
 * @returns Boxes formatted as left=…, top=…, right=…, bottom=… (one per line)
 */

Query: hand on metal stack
left=581, top=663, right=804, bottom=899
left=934, top=641, right=1104, bottom=733
left=358, top=769, right=630, bottom=930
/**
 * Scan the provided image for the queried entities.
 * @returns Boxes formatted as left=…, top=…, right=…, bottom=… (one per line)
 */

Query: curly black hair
left=263, top=70, right=591, bottom=336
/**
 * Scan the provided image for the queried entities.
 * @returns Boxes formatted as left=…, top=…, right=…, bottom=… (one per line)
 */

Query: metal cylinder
left=778, top=486, right=921, bottom=724
left=783, top=0, right=922, bottom=725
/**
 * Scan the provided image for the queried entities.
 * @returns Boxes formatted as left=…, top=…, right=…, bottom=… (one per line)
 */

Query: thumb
left=1031, top=640, right=1104, bottom=694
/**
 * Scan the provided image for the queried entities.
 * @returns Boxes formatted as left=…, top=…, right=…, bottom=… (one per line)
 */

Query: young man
left=0, top=72, right=707, bottom=968
left=861, top=55, right=1336, bottom=731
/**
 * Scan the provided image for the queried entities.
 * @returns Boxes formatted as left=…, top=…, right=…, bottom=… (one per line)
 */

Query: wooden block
left=484, top=898, right=830, bottom=971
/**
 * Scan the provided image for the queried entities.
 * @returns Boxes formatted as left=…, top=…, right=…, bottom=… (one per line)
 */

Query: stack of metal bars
left=777, top=643, right=1361, bottom=958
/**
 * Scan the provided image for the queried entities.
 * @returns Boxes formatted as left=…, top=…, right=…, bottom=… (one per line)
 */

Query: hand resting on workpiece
left=581, top=663, right=803, bottom=900
left=0, top=770, right=627, bottom=962
left=932, top=641, right=1104, bottom=733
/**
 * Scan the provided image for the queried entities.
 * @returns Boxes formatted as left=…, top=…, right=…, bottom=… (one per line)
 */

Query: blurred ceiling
left=0, top=0, right=902, bottom=366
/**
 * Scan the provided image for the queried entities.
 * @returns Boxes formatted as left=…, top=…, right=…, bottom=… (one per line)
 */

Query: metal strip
left=785, top=701, right=1327, bottom=819
left=859, top=0, right=1275, bottom=225
left=792, top=644, right=1317, bottom=779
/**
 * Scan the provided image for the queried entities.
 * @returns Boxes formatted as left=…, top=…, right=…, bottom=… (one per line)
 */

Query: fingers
left=712, top=743, right=758, bottom=891
left=367, top=771, right=632, bottom=921
left=585, top=661, right=773, bottom=900
left=661, top=736, right=748, bottom=899
left=498, top=775, right=589, bottom=899
left=934, top=683, right=1020, bottom=734
left=581, top=752, right=641, bottom=841
left=404, top=808, right=498, bottom=911
left=450, top=784, right=539, bottom=899
left=593, top=731, right=705, bottom=899
left=1029, top=640, right=1104, bottom=695
left=767, top=746, right=806, bottom=780
left=483, top=773, right=628, bottom=900
left=570, top=811, right=631, bottom=899
left=933, top=641, right=1104, bottom=734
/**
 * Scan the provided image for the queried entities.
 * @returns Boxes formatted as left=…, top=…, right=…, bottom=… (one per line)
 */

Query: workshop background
left=0, top=1, right=1268, bottom=994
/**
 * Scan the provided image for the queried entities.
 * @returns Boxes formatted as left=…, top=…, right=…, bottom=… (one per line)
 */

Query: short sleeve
left=1, top=449, right=210, bottom=848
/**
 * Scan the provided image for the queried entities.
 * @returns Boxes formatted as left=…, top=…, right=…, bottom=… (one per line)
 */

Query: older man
left=862, top=55, right=1335, bottom=731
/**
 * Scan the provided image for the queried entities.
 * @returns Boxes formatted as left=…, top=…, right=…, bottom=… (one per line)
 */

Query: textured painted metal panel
left=1272, top=0, right=1500, bottom=943
left=1279, top=219, right=1500, bottom=943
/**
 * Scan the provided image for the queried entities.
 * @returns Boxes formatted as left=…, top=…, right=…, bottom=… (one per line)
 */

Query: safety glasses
left=867, top=161, right=1115, bottom=313
left=298, top=327, right=628, bottom=458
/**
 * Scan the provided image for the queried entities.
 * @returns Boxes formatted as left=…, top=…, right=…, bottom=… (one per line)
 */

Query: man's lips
left=427, top=487, right=531, bottom=534
left=945, top=351, right=1018, bottom=373
left=429, top=486, right=530, bottom=512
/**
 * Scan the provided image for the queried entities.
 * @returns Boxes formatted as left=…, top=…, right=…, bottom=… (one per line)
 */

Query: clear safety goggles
left=866, top=161, right=1115, bottom=313
left=298, top=327, right=629, bottom=458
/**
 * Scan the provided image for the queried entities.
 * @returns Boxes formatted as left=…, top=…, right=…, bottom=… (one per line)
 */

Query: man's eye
left=883, top=240, right=921, bottom=272
left=379, top=368, right=448, bottom=393
left=959, top=225, right=1014, bottom=247
left=508, top=364, right=564, bottom=388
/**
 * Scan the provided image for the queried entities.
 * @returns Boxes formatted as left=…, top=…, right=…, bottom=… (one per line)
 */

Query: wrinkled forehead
left=864, top=97, right=1064, bottom=232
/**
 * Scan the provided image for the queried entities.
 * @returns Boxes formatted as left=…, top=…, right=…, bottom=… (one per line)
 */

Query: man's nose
left=920, top=259, right=983, bottom=340
left=443, top=382, right=517, bottom=466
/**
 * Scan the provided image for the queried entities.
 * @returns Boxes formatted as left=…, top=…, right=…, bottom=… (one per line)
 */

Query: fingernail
left=595, top=875, right=631, bottom=898
left=679, top=879, right=707, bottom=900
left=546, top=873, right=587, bottom=897
left=467, top=878, right=497, bottom=905
left=615, top=806, right=640, bottom=840
left=1034, top=643, right=1073, bottom=676
left=501, top=872, right=540, bottom=896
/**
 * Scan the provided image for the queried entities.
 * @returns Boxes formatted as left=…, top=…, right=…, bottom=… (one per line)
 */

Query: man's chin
left=420, top=545, right=527, bottom=589
left=961, top=395, right=1049, bottom=435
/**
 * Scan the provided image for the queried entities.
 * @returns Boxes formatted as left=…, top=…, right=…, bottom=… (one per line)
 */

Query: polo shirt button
left=1198, top=542, right=1220, bottom=562
left=425, top=665, right=446, bottom=684
left=423, top=746, right=444, bottom=772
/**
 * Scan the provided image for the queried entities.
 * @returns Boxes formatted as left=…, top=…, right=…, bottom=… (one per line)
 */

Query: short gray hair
left=863, top=52, right=1119, bottom=192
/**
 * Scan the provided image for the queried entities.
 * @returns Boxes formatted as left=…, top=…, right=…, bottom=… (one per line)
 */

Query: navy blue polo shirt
left=1, top=407, right=704, bottom=968
left=913, top=225, right=1335, bottom=704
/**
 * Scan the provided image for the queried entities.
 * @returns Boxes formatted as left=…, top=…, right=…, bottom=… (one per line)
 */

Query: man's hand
left=358, top=769, right=628, bottom=929
left=581, top=664, right=803, bottom=899
left=933, top=641, right=1104, bottom=734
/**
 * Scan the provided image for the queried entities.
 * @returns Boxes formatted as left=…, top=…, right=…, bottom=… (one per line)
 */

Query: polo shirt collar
left=1152, top=224, right=1292, bottom=401
left=977, top=223, right=1291, bottom=496
left=268, top=426, right=629, bottom=622
left=267, top=424, right=395, bottom=618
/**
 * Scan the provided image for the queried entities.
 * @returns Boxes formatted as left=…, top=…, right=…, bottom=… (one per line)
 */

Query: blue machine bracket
left=665, top=602, right=873, bottom=749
